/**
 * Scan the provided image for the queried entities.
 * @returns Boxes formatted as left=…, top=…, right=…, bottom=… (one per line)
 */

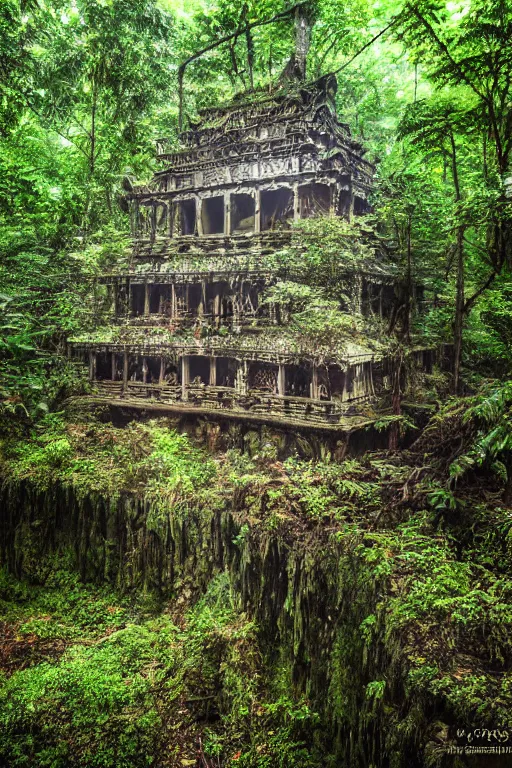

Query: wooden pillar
left=171, top=284, right=176, bottom=318
left=254, top=188, right=261, bottom=234
left=311, top=366, right=319, bottom=400
left=128, top=280, right=133, bottom=317
left=293, top=182, right=300, bottom=221
left=159, top=357, right=165, bottom=384
left=89, top=351, right=96, bottom=381
left=111, top=352, right=116, bottom=381
left=182, top=355, right=190, bottom=400
left=209, top=356, right=217, bottom=387
left=224, top=192, right=231, bottom=235
left=158, top=287, right=164, bottom=314
left=123, top=352, right=128, bottom=391
left=144, top=282, right=150, bottom=316
left=142, top=356, right=148, bottom=384
left=278, top=363, right=286, bottom=396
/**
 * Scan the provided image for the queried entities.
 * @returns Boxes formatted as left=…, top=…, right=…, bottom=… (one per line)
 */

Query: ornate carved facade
left=70, top=75, right=415, bottom=431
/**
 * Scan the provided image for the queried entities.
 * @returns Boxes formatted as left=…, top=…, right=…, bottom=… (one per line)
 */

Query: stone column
left=159, top=357, right=165, bottom=384
left=171, top=284, right=176, bottom=318
left=311, top=365, right=319, bottom=400
left=278, top=363, right=286, bottom=396
left=128, top=281, right=133, bottom=317
left=89, top=351, right=96, bottom=382
left=254, top=188, right=261, bottom=233
left=293, top=182, right=300, bottom=221
left=123, top=352, right=128, bottom=391
left=196, top=197, right=204, bottom=235
left=144, top=282, right=150, bottom=316
left=142, top=356, right=148, bottom=384
left=214, top=286, right=222, bottom=327
left=209, top=356, right=217, bottom=387
left=181, top=355, right=190, bottom=400
left=111, top=352, right=116, bottom=381
left=224, top=192, right=231, bottom=235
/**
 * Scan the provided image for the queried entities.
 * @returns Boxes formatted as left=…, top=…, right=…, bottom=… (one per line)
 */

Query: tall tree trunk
left=453, top=225, right=465, bottom=394
left=294, top=6, right=312, bottom=80
left=389, top=350, right=403, bottom=451
left=449, top=130, right=464, bottom=394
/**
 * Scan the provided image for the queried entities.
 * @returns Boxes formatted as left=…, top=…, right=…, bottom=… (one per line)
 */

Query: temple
left=69, top=75, right=428, bottom=432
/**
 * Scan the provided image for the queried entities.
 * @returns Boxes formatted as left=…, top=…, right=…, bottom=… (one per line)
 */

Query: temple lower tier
left=75, top=347, right=386, bottom=429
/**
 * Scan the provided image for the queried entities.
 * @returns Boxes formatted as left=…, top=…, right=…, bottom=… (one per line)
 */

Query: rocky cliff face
left=1, top=412, right=511, bottom=767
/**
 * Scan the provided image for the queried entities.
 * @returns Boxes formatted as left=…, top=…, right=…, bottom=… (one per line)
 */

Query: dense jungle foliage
left=1, top=0, right=512, bottom=766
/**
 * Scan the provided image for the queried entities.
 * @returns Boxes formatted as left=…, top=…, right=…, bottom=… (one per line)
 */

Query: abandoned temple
left=69, top=74, right=430, bottom=435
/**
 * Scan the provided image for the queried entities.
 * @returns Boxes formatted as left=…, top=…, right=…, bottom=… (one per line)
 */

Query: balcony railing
left=91, top=380, right=371, bottom=428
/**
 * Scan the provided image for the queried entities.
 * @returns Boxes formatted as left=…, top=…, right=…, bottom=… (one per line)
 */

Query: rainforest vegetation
left=1, top=0, right=512, bottom=766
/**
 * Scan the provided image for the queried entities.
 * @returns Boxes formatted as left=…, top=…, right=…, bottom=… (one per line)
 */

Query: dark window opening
left=338, top=188, right=351, bottom=217
left=299, top=183, right=330, bottom=218
left=285, top=364, right=311, bottom=398
left=248, top=362, right=278, bottom=393
left=206, top=281, right=229, bottom=319
left=128, top=355, right=144, bottom=382
left=221, top=297, right=233, bottom=319
left=354, top=196, right=370, bottom=215
left=243, top=283, right=259, bottom=315
left=145, top=357, right=161, bottom=383
left=112, top=354, right=124, bottom=381
left=131, top=284, right=145, bottom=316
left=150, top=285, right=172, bottom=315
left=96, top=352, right=112, bottom=381
left=175, top=199, right=196, bottom=235
left=188, top=283, right=203, bottom=314
left=155, top=203, right=168, bottom=235
left=216, top=357, right=237, bottom=388
left=174, top=284, right=187, bottom=314
left=261, top=188, right=293, bottom=231
left=149, top=285, right=160, bottom=314
left=329, top=365, right=346, bottom=399
left=231, top=194, right=255, bottom=234
left=381, top=285, right=395, bottom=317
left=202, top=196, right=224, bottom=235
left=162, top=359, right=180, bottom=385
left=189, top=356, right=210, bottom=385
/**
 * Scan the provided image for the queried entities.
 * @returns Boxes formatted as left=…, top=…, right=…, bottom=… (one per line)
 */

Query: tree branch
left=178, top=2, right=307, bottom=130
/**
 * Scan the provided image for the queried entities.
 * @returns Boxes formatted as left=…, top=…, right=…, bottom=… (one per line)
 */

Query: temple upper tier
left=126, top=74, right=374, bottom=246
